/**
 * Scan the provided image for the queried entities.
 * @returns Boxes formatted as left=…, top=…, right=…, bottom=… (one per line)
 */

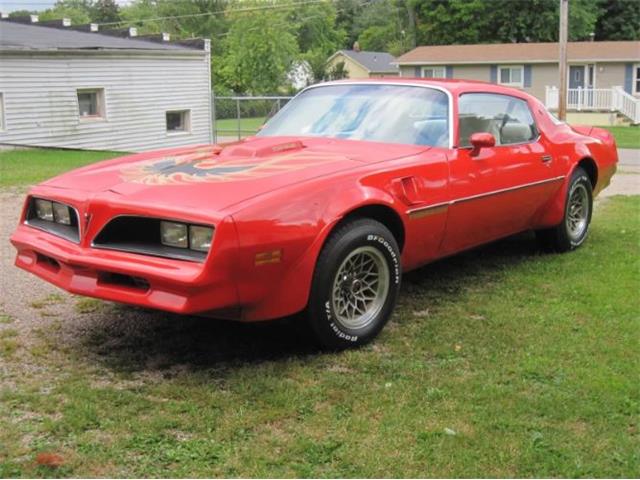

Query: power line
left=214, top=0, right=368, bottom=38
left=98, top=0, right=333, bottom=26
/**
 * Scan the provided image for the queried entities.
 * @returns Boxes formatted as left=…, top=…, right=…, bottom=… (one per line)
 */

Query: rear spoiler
left=570, top=124, right=615, bottom=145
left=570, top=125, right=594, bottom=137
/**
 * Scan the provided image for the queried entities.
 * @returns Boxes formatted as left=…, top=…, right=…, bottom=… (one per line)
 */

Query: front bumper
left=11, top=223, right=239, bottom=315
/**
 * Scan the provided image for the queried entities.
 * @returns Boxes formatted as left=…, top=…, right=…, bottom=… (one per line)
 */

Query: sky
left=0, top=0, right=132, bottom=13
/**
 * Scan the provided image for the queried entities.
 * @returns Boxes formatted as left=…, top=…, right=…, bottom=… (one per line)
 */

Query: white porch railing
left=545, top=86, right=640, bottom=124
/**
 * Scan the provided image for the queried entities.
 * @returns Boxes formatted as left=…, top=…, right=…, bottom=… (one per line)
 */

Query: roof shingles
left=338, top=50, right=398, bottom=73
left=395, top=41, right=640, bottom=64
left=0, top=20, right=196, bottom=51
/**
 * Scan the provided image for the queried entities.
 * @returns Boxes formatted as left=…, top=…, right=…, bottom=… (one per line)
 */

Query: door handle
left=541, top=155, right=553, bottom=163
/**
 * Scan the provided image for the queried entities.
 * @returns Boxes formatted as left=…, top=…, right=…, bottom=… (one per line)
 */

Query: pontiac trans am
left=11, top=79, right=618, bottom=348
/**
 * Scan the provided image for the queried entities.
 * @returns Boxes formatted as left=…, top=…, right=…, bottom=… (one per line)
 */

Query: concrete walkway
left=618, top=148, right=639, bottom=167
left=600, top=148, right=639, bottom=198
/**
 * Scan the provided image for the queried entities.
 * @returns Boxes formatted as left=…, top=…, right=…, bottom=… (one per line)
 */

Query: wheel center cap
left=350, top=279, right=362, bottom=295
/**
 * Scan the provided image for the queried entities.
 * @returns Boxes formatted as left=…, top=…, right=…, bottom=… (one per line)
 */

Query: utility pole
left=558, top=0, right=569, bottom=120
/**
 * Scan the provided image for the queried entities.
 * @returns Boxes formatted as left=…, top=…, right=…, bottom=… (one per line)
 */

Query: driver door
left=440, top=92, right=561, bottom=255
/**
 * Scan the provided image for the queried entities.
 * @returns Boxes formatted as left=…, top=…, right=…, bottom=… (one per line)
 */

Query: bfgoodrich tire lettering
left=307, top=218, right=401, bottom=349
left=536, top=167, right=593, bottom=253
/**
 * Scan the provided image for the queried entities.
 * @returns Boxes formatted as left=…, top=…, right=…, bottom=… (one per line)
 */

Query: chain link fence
left=212, top=95, right=294, bottom=143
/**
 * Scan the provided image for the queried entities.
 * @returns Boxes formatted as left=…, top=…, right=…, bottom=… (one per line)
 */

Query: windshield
left=257, top=84, right=450, bottom=147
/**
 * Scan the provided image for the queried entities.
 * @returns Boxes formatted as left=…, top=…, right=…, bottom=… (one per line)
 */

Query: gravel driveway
left=1, top=149, right=638, bottom=336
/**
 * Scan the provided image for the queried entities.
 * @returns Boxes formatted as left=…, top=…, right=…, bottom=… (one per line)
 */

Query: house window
left=634, top=64, right=640, bottom=95
left=498, top=65, right=524, bottom=87
left=0, top=93, right=4, bottom=131
left=77, top=88, right=105, bottom=119
left=422, top=66, right=446, bottom=79
left=166, top=110, right=191, bottom=133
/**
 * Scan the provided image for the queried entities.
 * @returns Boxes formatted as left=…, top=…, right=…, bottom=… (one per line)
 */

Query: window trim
left=421, top=66, right=447, bottom=79
left=456, top=91, right=540, bottom=149
left=165, top=109, right=192, bottom=135
left=76, top=87, right=106, bottom=121
left=273, top=81, right=455, bottom=149
left=633, top=63, right=640, bottom=95
left=0, top=92, right=5, bottom=132
left=497, top=65, right=525, bottom=88
left=568, top=63, right=597, bottom=89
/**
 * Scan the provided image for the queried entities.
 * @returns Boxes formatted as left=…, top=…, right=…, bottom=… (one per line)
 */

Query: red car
left=11, top=79, right=617, bottom=348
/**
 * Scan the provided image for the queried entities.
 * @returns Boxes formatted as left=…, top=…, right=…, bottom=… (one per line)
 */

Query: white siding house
left=0, top=18, right=213, bottom=152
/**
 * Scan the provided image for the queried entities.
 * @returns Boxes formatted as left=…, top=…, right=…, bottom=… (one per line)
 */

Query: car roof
left=317, top=77, right=534, bottom=100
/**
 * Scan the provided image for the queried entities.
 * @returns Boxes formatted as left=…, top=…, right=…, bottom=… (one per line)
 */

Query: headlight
left=160, top=221, right=188, bottom=248
left=35, top=199, right=54, bottom=221
left=52, top=202, right=72, bottom=225
left=33, top=199, right=74, bottom=225
left=189, top=225, right=213, bottom=252
left=160, top=221, right=214, bottom=253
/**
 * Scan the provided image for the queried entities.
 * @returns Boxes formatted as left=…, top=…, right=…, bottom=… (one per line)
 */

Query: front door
left=569, top=65, right=586, bottom=89
left=440, top=92, right=561, bottom=255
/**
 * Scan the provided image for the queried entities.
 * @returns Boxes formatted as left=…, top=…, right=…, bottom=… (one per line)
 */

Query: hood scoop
left=223, top=140, right=306, bottom=159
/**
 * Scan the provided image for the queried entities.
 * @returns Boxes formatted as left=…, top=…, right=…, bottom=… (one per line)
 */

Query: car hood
left=42, top=136, right=428, bottom=212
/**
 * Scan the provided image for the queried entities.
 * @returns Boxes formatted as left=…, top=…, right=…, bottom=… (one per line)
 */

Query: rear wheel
left=306, top=218, right=401, bottom=349
left=536, top=167, right=593, bottom=252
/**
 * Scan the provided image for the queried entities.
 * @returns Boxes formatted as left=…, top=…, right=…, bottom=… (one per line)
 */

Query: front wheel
left=306, top=218, right=401, bottom=349
left=536, top=167, right=593, bottom=252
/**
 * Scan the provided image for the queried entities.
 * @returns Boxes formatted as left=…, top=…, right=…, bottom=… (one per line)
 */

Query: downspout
left=204, top=38, right=214, bottom=144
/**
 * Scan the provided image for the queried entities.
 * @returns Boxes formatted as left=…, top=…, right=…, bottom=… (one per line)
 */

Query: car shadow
left=70, top=231, right=543, bottom=374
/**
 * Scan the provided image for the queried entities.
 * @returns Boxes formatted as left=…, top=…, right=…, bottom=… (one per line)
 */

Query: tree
left=291, top=1, right=345, bottom=54
left=334, top=0, right=366, bottom=47
left=220, top=7, right=299, bottom=94
left=328, top=60, right=349, bottom=80
left=410, top=0, right=600, bottom=45
left=353, top=0, right=413, bottom=54
left=90, top=0, right=120, bottom=24
left=39, top=4, right=91, bottom=25
left=595, top=0, right=640, bottom=40
left=8, top=10, right=35, bottom=18
left=303, top=48, right=331, bottom=83
left=288, top=2, right=345, bottom=84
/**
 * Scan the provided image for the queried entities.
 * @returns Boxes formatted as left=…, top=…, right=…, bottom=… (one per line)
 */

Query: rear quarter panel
left=530, top=101, right=618, bottom=228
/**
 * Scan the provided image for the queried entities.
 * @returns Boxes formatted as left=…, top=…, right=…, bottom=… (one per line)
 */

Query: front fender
left=230, top=179, right=401, bottom=321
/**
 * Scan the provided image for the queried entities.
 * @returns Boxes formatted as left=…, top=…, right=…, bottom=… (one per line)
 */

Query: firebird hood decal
left=41, top=138, right=428, bottom=213
left=121, top=148, right=344, bottom=185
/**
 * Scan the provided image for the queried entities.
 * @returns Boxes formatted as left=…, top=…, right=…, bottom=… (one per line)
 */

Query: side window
left=458, top=93, right=538, bottom=147
left=77, top=88, right=105, bottom=120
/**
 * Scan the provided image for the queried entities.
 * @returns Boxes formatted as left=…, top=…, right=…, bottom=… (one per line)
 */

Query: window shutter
left=524, top=65, right=532, bottom=88
left=490, top=65, right=497, bottom=83
left=624, top=63, right=633, bottom=93
left=446, top=66, right=453, bottom=78
left=414, top=66, right=421, bottom=77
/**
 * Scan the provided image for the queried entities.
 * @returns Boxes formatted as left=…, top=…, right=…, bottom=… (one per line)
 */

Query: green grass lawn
left=0, top=193, right=638, bottom=477
left=600, top=126, right=640, bottom=149
left=0, top=149, right=122, bottom=187
left=215, top=116, right=266, bottom=137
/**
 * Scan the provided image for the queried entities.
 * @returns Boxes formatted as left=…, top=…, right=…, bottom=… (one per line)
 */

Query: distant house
left=326, top=49, right=399, bottom=79
left=395, top=41, right=640, bottom=124
left=0, top=15, right=212, bottom=152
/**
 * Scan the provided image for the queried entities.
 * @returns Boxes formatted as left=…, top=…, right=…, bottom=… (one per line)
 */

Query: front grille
left=25, top=198, right=80, bottom=243
left=92, top=216, right=207, bottom=262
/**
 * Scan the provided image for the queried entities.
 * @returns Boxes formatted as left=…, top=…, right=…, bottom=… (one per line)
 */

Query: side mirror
left=469, top=132, right=496, bottom=156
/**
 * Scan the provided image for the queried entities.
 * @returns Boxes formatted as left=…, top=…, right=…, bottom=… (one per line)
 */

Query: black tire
left=536, top=167, right=593, bottom=253
left=306, top=218, right=401, bottom=349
